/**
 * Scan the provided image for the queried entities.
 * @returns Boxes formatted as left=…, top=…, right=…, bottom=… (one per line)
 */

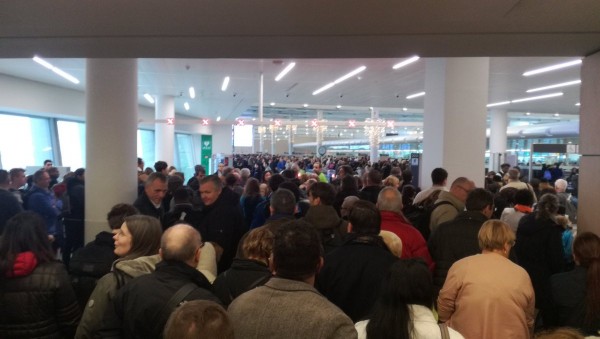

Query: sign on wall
left=201, top=135, right=212, bottom=170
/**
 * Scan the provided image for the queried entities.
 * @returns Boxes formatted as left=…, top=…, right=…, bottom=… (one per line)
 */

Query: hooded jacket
left=302, top=204, right=348, bottom=253
left=0, top=252, right=80, bottom=339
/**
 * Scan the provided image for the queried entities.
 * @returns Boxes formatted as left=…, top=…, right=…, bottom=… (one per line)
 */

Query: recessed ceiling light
left=336, top=105, right=342, bottom=109
left=216, top=116, right=221, bottom=122
left=189, top=86, right=196, bottom=99
left=575, top=102, right=581, bottom=106
left=526, top=80, right=581, bottom=93
left=303, top=104, right=309, bottom=108
left=511, top=92, right=563, bottom=103
left=270, top=102, right=276, bottom=106
left=184, top=102, right=190, bottom=111
left=392, top=56, right=420, bottom=70
left=525, top=112, right=531, bottom=115
left=522, top=59, right=582, bottom=77
left=406, top=92, right=425, bottom=99
left=252, top=118, right=256, bottom=121
left=32, top=56, right=80, bottom=84
left=221, top=77, right=230, bottom=91
left=486, top=101, right=511, bottom=108
left=275, top=62, right=296, bottom=81
left=143, top=93, right=155, bottom=104
left=402, top=107, right=408, bottom=111
left=554, top=113, right=560, bottom=117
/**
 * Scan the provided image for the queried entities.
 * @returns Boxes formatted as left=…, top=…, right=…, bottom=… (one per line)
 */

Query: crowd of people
left=0, top=153, right=596, bottom=339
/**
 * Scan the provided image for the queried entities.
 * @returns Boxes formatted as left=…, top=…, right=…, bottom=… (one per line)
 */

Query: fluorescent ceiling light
left=32, top=56, right=80, bottom=84
left=143, top=93, right=155, bottom=104
left=336, top=105, right=342, bottom=109
left=486, top=101, right=511, bottom=107
left=526, top=80, right=581, bottom=93
left=189, top=87, right=196, bottom=99
left=312, top=82, right=335, bottom=95
left=575, top=102, right=581, bottom=106
left=522, top=59, right=582, bottom=77
left=275, top=62, right=296, bottom=81
left=511, top=92, right=563, bottom=103
left=221, top=77, right=230, bottom=91
left=303, top=104, right=309, bottom=107
left=392, top=56, right=420, bottom=70
left=554, top=113, right=560, bottom=117
left=406, top=92, right=425, bottom=99
left=270, top=102, right=276, bottom=106
left=184, top=102, right=190, bottom=111
left=402, top=107, right=408, bottom=111
left=216, top=116, right=221, bottom=122
left=312, top=66, right=366, bottom=95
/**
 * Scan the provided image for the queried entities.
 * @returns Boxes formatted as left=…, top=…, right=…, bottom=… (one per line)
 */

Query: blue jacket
left=25, top=186, right=61, bottom=236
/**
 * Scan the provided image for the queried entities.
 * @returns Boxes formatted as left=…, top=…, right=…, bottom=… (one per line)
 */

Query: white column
left=421, top=58, right=489, bottom=188
left=489, top=109, right=508, bottom=172
left=155, top=95, right=175, bottom=166
left=270, top=128, right=275, bottom=155
left=578, top=51, right=600, bottom=234
left=315, top=110, right=323, bottom=155
left=369, top=108, right=380, bottom=163
left=259, top=73, right=264, bottom=153
left=85, top=59, right=138, bottom=242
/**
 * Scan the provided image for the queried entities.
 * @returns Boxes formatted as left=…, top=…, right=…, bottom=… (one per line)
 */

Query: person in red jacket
left=377, top=187, right=435, bottom=272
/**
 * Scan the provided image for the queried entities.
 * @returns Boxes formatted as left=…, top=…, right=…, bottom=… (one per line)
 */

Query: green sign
left=201, top=135, right=212, bottom=170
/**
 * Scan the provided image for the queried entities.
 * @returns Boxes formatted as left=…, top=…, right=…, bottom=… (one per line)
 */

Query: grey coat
left=228, top=277, right=357, bottom=339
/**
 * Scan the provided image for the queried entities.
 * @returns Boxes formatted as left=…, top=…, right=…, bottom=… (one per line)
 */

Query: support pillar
left=316, top=110, right=323, bottom=155
left=155, top=95, right=175, bottom=166
left=369, top=108, right=380, bottom=164
left=489, top=109, right=508, bottom=172
left=259, top=73, right=264, bottom=153
left=421, top=58, right=489, bottom=188
left=85, top=59, right=138, bottom=242
left=578, top=51, right=600, bottom=234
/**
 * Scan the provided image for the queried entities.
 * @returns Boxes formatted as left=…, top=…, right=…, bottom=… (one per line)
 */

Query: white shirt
left=355, top=305, right=464, bottom=339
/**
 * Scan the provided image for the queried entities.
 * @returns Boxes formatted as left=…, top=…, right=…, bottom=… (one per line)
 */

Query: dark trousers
left=63, top=218, right=84, bottom=267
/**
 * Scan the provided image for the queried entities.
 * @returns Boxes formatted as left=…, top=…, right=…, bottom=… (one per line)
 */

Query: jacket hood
left=303, top=205, right=344, bottom=230
left=7, top=251, right=38, bottom=278
left=114, top=254, right=162, bottom=278
left=518, top=213, right=559, bottom=236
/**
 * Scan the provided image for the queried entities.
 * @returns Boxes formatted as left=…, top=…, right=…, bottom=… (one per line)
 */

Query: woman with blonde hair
left=76, top=215, right=163, bottom=338
left=438, top=220, right=535, bottom=339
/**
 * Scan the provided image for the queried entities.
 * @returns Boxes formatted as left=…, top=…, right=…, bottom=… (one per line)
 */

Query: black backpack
left=405, top=190, right=451, bottom=241
left=69, top=243, right=117, bottom=308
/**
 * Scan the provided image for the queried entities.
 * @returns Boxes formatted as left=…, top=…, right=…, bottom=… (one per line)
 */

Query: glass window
left=57, top=120, right=86, bottom=169
left=0, top=113, right=53, bottom=169
left=175, top=133, right=195, bottom=181
left=137, top=129, right=155, bottom=170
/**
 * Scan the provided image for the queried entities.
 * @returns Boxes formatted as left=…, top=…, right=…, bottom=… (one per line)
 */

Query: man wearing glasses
left=429, top=177, right=475, bottom=233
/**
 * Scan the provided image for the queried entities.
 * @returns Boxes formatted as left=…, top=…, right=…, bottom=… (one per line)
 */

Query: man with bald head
left=115, top=224, right=221, bottom=339
left=429, top=177, right=475, bottom=232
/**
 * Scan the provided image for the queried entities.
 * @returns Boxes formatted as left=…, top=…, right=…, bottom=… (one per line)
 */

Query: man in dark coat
left=428, top=188, right=494, bottom=296
left=115, top=224, right=221, bottom=339
left=0, top=169, right=23, bottom=234
left=133, top=172, right=167, bottom=222
left=316, top=200, right=397, bottom=322
left=303, top=182, right=347, bottom=254
left=358, top=169, right=383, bottom=204
left=197, top=175, right=246, bottom=273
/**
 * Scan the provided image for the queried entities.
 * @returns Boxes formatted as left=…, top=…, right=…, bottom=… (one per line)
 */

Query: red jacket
left=380, top=210, right=435, bottom=272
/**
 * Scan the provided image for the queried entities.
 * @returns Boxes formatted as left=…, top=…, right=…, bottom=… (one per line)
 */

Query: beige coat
left=437, top=253, right=535, bottom=339
left=228, top=277, right=357, bottom=339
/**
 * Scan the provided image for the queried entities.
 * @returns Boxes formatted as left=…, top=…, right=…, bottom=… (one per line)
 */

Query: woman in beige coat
left=438, top=220, right=535, bottom=339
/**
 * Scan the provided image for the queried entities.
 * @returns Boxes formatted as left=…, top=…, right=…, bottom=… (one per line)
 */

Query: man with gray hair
left=429, top=177, right=475, bottom=232
left=555, top=178, right=577, bottom=223
left=500, top=168, right=537, bottom=202
left=377, top=187, right=434, bottom=271
left=115, top=224, right=221, bottom=339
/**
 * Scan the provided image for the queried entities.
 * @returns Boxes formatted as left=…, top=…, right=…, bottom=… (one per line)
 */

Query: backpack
left=405, top=190, right=450, bottom=241
left=69, top=243, right=117, bottom=308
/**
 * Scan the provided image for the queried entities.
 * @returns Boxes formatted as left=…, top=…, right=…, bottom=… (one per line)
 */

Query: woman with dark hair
left=76, top=214, right=163, bottom=338
left=0, top=212, right=80, bottom=338
left=240, top=178, right=265, bottom=227
left=333, top=175, right=359, bottom=216
left=515, top=193, right=565, bottom=329
left=356, top=259, right=463, bottom=339
left=551, top=232, right=600, bottom=335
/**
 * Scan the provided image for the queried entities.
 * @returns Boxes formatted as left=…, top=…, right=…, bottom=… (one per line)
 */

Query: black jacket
left=515, top=213, right=565, bottom=327
left=358, top=185, right=382, bottom=204
left=0, top=260, right=80, bottom=339
left=197, top=194, right=246, bottom=273
left=316, top=235, right=398, bottom=322
left=115, top=260, right=221, bottom=339
left=213, top=259, right=272, bottom=306
left=133, top=191, right=164, bottom=222
left=428, top=211, right=487, bottom=293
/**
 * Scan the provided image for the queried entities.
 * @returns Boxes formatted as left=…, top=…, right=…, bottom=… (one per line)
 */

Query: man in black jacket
left=133, top=172, right=167, bottom=223
left=114, top=224, right=221, bottom=339
left=428, top=188, right=494, bottom=296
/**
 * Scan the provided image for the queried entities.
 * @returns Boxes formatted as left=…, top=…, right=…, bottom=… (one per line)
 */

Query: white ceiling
left=0, top=0, right=595, bottom=136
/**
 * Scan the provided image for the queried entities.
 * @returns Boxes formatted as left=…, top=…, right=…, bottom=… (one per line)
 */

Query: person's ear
left=159, top=248, right=164, bottom=260
left=268, top=254, right=276, bottom=274
left=347, top=222, right=353, bottom=233
left=194, top=247, right=201, bottom=264
left=316, top=257, right=324, bottom=273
